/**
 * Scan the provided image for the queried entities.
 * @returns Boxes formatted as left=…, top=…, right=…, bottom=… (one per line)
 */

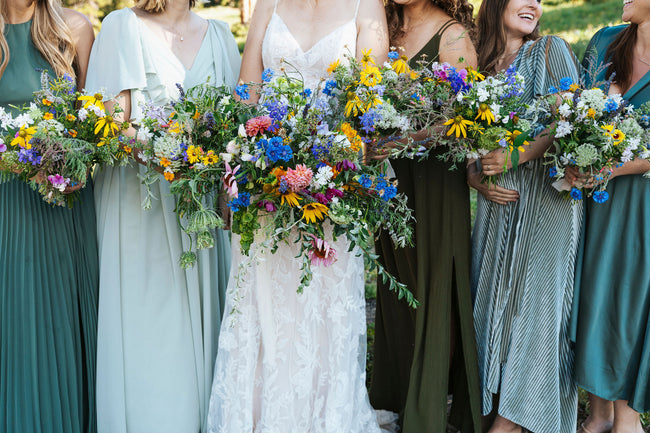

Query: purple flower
left=257, top=199, right=277, bottom=212
left=313, top=192, right=329, bottom=204
left=0, top=143, right=6, bottom=153
left=47, top=174, right=71, bottom=191
left=325, top=188, right=344, bottom=200
left=336, top=160, right=357, bottom=172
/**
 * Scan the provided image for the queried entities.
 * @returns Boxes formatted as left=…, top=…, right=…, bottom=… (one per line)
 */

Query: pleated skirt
left=0, top=179, right=98, bottom=433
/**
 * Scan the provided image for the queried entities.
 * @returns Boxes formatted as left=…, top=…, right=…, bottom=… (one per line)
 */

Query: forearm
left=611, top=158, right=650, bottom=178
left=519, top=129, right=553, bottom=164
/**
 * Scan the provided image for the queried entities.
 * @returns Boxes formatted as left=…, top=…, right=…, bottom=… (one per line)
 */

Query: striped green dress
left=0, top=20, right=98, bottom=433
left=471, top=36, right=582, bottom=433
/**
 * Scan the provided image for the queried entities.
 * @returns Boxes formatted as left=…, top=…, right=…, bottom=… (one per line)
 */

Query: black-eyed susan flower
left=78, top=93, right=105, bottom=111
left=345, top=93, right=365, bottom=117
left=202, top=150, right=219, bottom=166
left=280, top=191, right=301, bottom=207
left=392, top=55, right=410, bottom=74
left=186, top=145, right=202, bottom=164
left=506, top=130, right=529, bottom=152
left=94, top=115, right=119, bottom=137
left=361, top=49, right=376, bottom=67
left=611, top=129, right=625, bottom=145
left=11, top=125, right=37, bottom=149
left=301, top=202, right=328, bottom=223
left=444, top=115, right=473, bottom=138
left=360, top=66, right=382, bottom=87
left=466, top=67, right=485, bottom=82
left=475, top=103, right=495, bottom=125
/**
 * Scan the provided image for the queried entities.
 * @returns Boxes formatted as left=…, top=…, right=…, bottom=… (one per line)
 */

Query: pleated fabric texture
left=570, top=25, right=650, bottom=413
left=369, top=22, right=482, bottom=433
left=471, top=36, right=582, bottom=433
left=0, top=20, right=98, bottom=433
left=0, top=180, right=99, bottom=433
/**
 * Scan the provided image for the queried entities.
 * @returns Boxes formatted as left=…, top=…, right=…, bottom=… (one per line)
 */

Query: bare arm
left=355, top=0, right=389, bottom=62
left=438, top=23, right=477, bottom=70
left=611, top=158, right=650, bottom=178
left=237, top=0, right=275, bottom=103
left=481, top=128, right=553, bottom=176
left=63, top=9, right=95, bottom=91
left=467, top=160, right=520, bottom=205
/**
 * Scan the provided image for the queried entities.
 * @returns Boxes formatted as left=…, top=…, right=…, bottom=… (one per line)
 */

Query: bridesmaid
left=84, top=1, right=240, bottom=432
left=569, top=2, right=650, bottom=432
left=468, top=0, right=582, bottom=432
left=368, top=1, right=482, bottom=431
left=0, top=1, right=98, bottom=433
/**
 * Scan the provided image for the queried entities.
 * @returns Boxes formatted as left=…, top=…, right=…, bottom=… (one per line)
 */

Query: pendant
left=180, top=36, right=184, bottom=42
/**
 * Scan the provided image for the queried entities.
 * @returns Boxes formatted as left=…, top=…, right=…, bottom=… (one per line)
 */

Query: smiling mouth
left=624, top=0, right=633, bottom=6
left=519, top=12, right=535, bottom=21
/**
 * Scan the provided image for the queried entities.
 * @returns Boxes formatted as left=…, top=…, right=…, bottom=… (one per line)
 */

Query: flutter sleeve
left=208, top=20, right=241, bottom=89
left=529, top=35, right=581, bottom=99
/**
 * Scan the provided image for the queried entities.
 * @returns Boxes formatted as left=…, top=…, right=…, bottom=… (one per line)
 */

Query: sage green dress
left=369, top=21, right=482, bottom=433
left=570, top=25, right=650, bottom=413
left=0, top=20, right=98, bottom=433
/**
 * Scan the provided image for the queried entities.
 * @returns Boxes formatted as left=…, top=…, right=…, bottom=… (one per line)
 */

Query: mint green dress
left=0, top=20, right=98, bottom=433
left=570, top=25, right=650, bottom=413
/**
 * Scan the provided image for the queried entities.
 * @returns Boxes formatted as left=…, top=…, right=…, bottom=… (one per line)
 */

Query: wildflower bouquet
left=0, top=71, right=124, bottom=207
left=436, top=64, right=533, bottom=177
left=135, top=83, right=260, bottom=268
left=224, top=69, right=416, bottom=306
left=325, top=49, right=453, bottom=159
left=538, top=78, right=649, bottom=203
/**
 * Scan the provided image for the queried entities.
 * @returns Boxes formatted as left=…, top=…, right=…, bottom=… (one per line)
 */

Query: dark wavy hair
left=604, top=24, right=637, bottom=93
left=384, top=0, right=476, bottom=46
left=476, top=0, right=540, bottom=72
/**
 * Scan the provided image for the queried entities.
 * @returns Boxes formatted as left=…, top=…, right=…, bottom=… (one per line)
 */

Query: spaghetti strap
left=354, top=0, right=361, bottom=20
left=273, top=0, right=279, bottom=14
left=436, top=19, right=458, bottom=38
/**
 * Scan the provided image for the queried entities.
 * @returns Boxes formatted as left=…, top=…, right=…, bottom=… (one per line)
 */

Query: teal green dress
left=570, top=25, right=650, bottom=413
left=0, top=21, right=98, bottom=433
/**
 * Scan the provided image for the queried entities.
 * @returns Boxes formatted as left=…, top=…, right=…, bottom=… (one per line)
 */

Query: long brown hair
left=135, top=0, right=196, bottom=13
left=0, top=0, right=76, bottom=79
left=476, top=0, right=540, bottom=72
left=604, top=24, right=637, bottom=93
left=384, top=0, right=476, bottom=46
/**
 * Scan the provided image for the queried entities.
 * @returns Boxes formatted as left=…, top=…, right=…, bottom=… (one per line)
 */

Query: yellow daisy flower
left=301, top=202, right=328, bottom=223
left=505, top=130, right=529, bottom=152
left=466, top=67, right=485, bottom=82
left=443, top=115, right=473, bottom=138
left=475, top=103, right=495, bottom=125
left=78, top=93, right=105, bottom=111
left=280, top=191, right=301, bottom=207
left=186, top=145, right=202, bottom=164
left=611, top=129, right=625, bottom=145
left=361, top=49, right=376, bottom=67
left=42, top=98, right=52, bottom=106
left=345, top=93, right=365, bottom=117
left=94, top=115, right=119, bottom=137
left=392, top=56, right=410, bottom=75
left=327, top=60, right=340, bottom=75
left=11, top=125, right=37, bottom=149
left=360, top=66, right=382, bottom=87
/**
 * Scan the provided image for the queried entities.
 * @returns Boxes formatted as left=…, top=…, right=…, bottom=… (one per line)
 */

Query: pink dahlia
left=285, top=164, right=313, bottom=192
left=245, top=115, right=272, bottom=137
left=307, top=234, right=337, bottom=267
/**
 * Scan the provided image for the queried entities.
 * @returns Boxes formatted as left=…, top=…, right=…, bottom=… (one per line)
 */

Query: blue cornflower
left=549, top=166, right=558, bottom=178
left=228, top=192, right=251, bottom=212
left=266, top=137, right=293, bottom=162
left=593, top=190, right=609, bottom=203
left=358, top=174, right=372, bottom=188
left=559, top=77, right=574, bottom=91
left=388, top=51, right=399, bottom=60
left=300, top=88, right=312, bottom=98
left=604, top=98, right=619, bottom=113
left=640, top=114, right=650, bottom=127
left=548, top=85, right=558, bottom=93
left=570, top=187, right=583, bottom=200
left=256, top=138, right=269, bottom=152
left=235, top=84, right=250, bottom=100
left=323, top=80, right=337, bottom=96
left=262, top=69, right=274, bottom=83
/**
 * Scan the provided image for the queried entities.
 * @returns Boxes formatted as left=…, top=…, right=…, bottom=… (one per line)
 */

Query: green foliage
left=65, top=0, right=129, bottom=28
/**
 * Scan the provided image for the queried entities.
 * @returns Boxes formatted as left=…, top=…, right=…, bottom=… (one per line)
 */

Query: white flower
left=476, top=87, right=490, bottom=102
left=153, top=133, right=183, bottom=161
left=220, top=153, right=232, bottom=163
left=627, top=136, right=640, bottom=151
left=136, top=151, right=148, bottom=163
left=621, top=148, right=634, bottom=162
left=13, top=113, right=34, bottom=128
left=555, top=120, right=573, bottom=138
left=137, top=126, right=154, bottom=141
left=89, top=105, right=104, bottom=117
left=78, top=108, right=88, bottom=122
left=37, top=119, right=65, bottom=134
left=225, top=140, right=240, bottom=155
left=313, top=165, right=334, bottom=187
left=238, top=124, right=247, bottom=138
left=561, top=92, right=574, bottom=102
left=0, top=107, right=12, bottom=131
left=579, top=88, right=606, bottom=113
left=558, top=103, right=572, bottom=117
left=456, top=92, right=464, bottom=102
left=560, top=152, right=573, bottom=165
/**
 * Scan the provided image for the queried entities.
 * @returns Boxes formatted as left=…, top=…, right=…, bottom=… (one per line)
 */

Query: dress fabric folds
left=0, top=20, right=99, bottom=433
left=369, top=24, right=482, bottom=433
left=471, top=36, right=583, bottom=433
left=84, top=8, right=240, bottom=433
left=570, top=25, right=650, bottom=413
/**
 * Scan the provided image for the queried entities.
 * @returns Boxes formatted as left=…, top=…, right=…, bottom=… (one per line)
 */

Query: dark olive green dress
left=570, top=25, right=650, bottom=413
left=369, top=21, right=482, bottom=433
left=0, top=20, right=98, bottom=433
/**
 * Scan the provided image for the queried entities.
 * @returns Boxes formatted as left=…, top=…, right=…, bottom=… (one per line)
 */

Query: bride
left=206, top=0, right=389, bottom=432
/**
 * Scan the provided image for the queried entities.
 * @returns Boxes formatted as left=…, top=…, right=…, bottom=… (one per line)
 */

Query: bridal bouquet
left=135, top=83, right=259, bottom=267
left=538, top=79, right=649, bottom=202
left=223, top=70, right=416, bottom=306
left=0, top=72, right=124, bottom=207
left=436, top=64, right=533, bottom=178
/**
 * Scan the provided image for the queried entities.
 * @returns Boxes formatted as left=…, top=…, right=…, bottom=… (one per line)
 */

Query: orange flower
left=164, top=171, right=175, bottom=182
left=43, top=112, right=54, bottom=120
left=68, top=129, right=78, bottom=138
left=159, top=157, right=171, bottom=167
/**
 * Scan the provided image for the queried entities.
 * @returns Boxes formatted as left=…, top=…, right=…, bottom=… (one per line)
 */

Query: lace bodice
left=261, top=0, right=360, bottom=89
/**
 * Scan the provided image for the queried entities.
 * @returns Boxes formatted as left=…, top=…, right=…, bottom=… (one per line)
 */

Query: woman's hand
left=480, top=148, right=512, bottom=176
left=468, top=162, right=519, bottom=205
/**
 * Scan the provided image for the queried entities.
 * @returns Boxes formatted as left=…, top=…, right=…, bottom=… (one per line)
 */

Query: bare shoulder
left=441, top=21, right=472, bottom=45
left=62, top=8, right=94, bottom=36
left=357, top=0, right=385, bottom=18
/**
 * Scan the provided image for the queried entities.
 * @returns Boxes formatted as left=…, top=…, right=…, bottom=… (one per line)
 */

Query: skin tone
left=570, top=4, right=650, bottom=433
left=467, top=0, right=548, bottom=206
left=5, top=0, right=94, bottom=194
left=238, top=0, right=389, bottom=102
left=367, top=0, right=478, bottom=161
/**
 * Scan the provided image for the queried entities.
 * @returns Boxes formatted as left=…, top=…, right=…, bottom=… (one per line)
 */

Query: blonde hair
left=135, top=0, right=196, bottom=13
left=0, top=0, right=76, bottom=79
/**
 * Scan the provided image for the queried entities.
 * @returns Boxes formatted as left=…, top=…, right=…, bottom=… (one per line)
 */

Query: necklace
left=639, top=57, right=650, bottom=67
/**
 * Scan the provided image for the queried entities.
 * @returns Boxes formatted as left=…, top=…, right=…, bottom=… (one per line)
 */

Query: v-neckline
left=624, top=68, right=650, bottom=102
left=129, top=8, right=209, bottom=72
left=271, top=12, right=355, bottom=55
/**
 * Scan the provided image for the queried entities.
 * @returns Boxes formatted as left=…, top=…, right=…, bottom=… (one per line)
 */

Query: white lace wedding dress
left=206, top=2, right=387, bottom=432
